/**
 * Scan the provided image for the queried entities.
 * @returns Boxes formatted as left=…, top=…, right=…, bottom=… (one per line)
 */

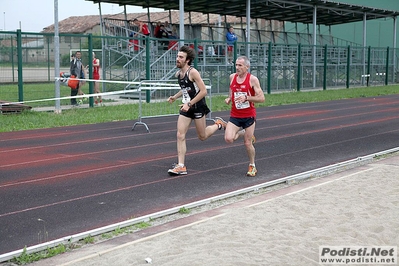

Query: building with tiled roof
left=41, top=10, right=277, bottom=34
left=13, top=10, right=281, bottom=64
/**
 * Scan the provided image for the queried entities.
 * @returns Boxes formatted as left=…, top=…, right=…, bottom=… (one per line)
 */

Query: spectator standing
left=92, top=52, right=102, bottom=105
left=69, top=51, right=85, bottom=106
left=226, top=26, right=238, bottom=64
left=154, top=21, right=161, bottom=37
left=155, top=24, right=169, bottom=39
left=128, top=32, right=139, bottom=52
left=170, top=25, right=179, bottom=39
left=224, top=56, right=265, bottom=177
left=133, top=18, right=151, bottom=45
left=164, top=21, right=173, bottom=35
left=155, top=24, right=170, bottom=46
left=167, top=26, right=179, bottom=50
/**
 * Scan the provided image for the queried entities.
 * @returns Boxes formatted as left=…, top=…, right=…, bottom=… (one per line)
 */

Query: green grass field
left=1, top=85, right=399, bottom=133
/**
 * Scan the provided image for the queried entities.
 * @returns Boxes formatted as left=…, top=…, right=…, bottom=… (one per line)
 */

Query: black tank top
left=177, top=67, right=207, bottom=107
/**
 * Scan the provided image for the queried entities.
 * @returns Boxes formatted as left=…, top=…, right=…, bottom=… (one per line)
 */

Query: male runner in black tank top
left=167, top=45, right=227, bottom=175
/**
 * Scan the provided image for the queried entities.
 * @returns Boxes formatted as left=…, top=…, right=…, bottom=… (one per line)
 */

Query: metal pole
left=17, top=29, right=23, bottom=102
left=179, top=0, right=184, bottom=47
left=124, top=5, right=129, bottom=38
left=297, top=43, right=302, bottom=91
left=145, top=39, right=151, bottom=103
left=385, top=46, right=389, bottom=85
left=346, top=45, right=350, bottom=89
left=11, top=36, right=15, bottom=82
left=312, top=5, right=317, bottom=88
left=362, top=12, right=367, bottom=86
left=194, top=39, right=198, bottom=68
left=393, top=16, right=397, bottom=83
left=47, top=36, right=51, bottom=82
left=323, top=44, right=327, bottom=90
left=98, top=2, right=106, bottom=93
left=54, top=0, right=61, bottom=113
left=246, top=0, right=250, bottom=57
left=267, top=42, right=272, bottom=94
left=88, top=34, right=93, bottom=107
left=367, top=46, right=371, bottom=87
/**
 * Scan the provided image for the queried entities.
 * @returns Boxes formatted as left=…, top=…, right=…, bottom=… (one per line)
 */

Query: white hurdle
left=132, top=79, right=213, bottom=133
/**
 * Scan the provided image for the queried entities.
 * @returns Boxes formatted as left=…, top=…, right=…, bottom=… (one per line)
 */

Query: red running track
left=1, top=94, right=399, bottom=254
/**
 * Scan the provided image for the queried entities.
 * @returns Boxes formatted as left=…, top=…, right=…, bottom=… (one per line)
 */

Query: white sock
left=178, top=163, right=184, bottom=167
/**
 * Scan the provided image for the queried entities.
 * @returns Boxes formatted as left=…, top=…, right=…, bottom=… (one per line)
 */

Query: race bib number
left=182, top=89, right=190, bottom=104
left=234, top=92, right=250, bottom=109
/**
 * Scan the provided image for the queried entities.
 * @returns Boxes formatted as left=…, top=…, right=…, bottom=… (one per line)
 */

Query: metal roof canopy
left=88, top=0, right=399, bottom=26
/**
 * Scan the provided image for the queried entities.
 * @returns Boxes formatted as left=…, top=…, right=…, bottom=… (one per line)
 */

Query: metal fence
left=132, top=79, right=213, bottom=132
left=1, top=30, right=398, bottom=109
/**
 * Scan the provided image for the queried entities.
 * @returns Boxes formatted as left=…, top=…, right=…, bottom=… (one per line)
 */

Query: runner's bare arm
left=248, top=75, right=265, bottom=103
left=188, top=68, right=207, bottom=105
left=225, top=73, right=235, bottom=104
left=168, top=90, right=183, bottom=104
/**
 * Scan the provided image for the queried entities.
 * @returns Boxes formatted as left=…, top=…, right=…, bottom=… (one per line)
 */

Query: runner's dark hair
left=179, top=45, right=196, bottom=66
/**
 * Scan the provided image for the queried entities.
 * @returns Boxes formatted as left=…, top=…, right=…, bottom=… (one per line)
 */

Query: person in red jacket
left=154, top=21, right=161, bottom=37
left=133, top=18, right=150, bottom=45
left=224, top=56, right=265, bottom=177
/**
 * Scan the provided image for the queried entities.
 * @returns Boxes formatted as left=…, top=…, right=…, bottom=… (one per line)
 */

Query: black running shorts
left=179, top=104, right=210, bottom=119
left=229, top=117, right=256, bottom=129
